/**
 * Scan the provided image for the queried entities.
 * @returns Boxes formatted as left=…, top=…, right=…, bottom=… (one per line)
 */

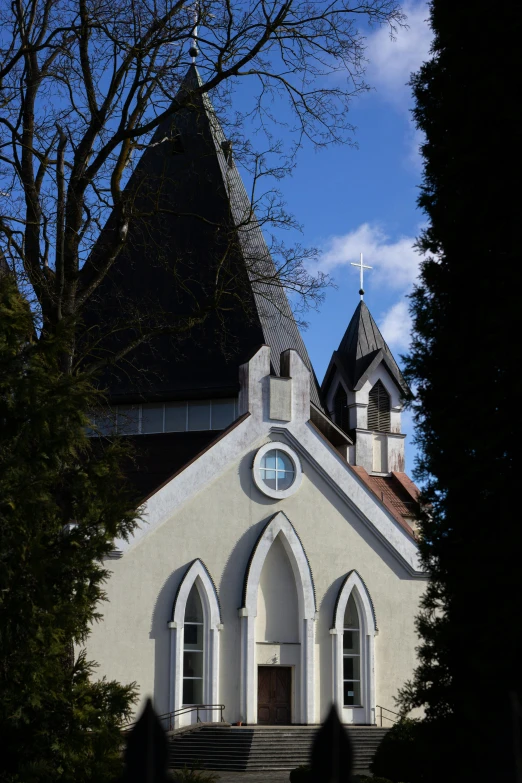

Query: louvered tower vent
left=368, top=380, right=390, bottom=432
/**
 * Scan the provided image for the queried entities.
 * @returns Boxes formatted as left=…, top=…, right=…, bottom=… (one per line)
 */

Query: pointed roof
left=322, top=301, right=408, bottom=395
left=83, top=65, right=322, bottom=408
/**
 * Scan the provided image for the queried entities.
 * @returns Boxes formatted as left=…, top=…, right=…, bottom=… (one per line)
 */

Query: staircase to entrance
left=168, top=724, right=389, bottom=774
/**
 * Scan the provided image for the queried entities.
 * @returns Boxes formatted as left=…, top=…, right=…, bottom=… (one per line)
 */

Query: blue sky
left=247, top=1, right=433, bottom=473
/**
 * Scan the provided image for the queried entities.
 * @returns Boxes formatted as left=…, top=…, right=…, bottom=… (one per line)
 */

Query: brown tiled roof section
left=391, top=471, right=420, bottom=503
left=350, top=466, right=418, bottom=539
left=370, top=476, right=418, bottom=518
left=308, top=421, right=418, bottom=539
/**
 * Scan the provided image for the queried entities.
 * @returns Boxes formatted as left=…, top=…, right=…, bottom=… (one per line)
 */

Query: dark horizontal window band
left=89, top=398, right=238, bottom=437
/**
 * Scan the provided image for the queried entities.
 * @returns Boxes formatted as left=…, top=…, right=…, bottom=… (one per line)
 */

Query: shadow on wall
left=217, top=509, right=278, bottom=724
left=149, top=564, right=189, bottom=716
left=238, top=445, right=281, bottom=507
left=318, top=574, right=347, bottom=723
left=146, top=448, right=282, bottom=720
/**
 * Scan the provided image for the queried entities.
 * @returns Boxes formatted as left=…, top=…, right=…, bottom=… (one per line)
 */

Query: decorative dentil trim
left=170, top=558, right=222, bottom=628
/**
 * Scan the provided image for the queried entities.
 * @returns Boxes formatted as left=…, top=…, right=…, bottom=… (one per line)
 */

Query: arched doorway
left=240, top=511, right=316, bottom=724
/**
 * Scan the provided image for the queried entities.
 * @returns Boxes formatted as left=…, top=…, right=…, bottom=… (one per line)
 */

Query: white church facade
left=85, top=65, right=426, bottom=727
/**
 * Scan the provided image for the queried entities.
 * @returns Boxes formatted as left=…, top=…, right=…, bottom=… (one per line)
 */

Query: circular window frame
left=252, top=442, right=303, bottom=499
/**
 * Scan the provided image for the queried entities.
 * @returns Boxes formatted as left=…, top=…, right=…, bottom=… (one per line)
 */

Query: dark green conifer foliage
left=0, top=273, right=138, bottom=782
left=398, top=2, right=522, bottom=781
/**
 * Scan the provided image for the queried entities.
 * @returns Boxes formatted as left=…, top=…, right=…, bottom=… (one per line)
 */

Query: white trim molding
left=332, top=570, right=376, bottom=725
left=168, top=559, right=221, bottom=726
left=240, top=511, right=316, bottom=724
left=252, top=441, right=303, bottom=500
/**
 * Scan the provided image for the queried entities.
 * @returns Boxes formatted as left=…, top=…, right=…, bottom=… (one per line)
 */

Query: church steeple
left=335, top=300, right=407, bottom=394
left=83, top=65, right=322, bottom=408
left=322, top=299, right=410, bottom=474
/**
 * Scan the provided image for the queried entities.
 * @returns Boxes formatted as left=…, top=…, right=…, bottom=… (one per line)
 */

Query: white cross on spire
left=351, top=252, right=372, bottom=301
left=190, top=2, right=199, bottom=62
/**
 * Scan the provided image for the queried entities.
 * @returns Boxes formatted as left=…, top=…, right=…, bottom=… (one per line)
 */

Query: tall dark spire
left=83, top=66, right=322, bottom=408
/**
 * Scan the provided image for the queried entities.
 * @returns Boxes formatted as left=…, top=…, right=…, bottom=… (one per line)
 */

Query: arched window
left=334, top=384, right=349, bottom=433
left=168, top=559, right=222, bottom=726
left=343, top=594, right=361, bottom=706
left=183, top=584, right=204, bottom=705
left=332, top=570, right=377, bottom=724
left=368, top=380, right=390, bottom=432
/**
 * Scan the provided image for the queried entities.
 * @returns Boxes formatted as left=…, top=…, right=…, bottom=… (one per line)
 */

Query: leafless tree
left=0, top=0, right=404, bottom=370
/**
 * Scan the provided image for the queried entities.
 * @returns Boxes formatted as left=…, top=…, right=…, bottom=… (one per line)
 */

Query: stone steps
left=168, top=725, right=388, bottom=772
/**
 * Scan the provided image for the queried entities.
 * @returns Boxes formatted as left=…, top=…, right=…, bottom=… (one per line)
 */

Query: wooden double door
left=257, top=666, right=292, bottom=725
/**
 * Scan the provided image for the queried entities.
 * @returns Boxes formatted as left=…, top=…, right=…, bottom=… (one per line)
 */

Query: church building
left=86, top=64, right=426, bottom=728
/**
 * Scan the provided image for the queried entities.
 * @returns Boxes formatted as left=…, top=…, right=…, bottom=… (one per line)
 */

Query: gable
left=113, top=423, right=421, bottom=578
left=108, top=346, right=422, bottom=576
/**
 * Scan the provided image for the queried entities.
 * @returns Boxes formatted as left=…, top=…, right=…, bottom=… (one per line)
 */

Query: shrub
left=370, top=718, right=427, bottom=783
left=170, top=767, right=220, bottom=783
left=353, top=776, right=398, bottom=783
left=289, top=765, right=311, bottom=783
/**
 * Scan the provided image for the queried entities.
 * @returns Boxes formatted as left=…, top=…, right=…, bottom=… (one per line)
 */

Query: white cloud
left=366, top=1, right=432, bottom=108
left=319, top=222, right=420, bottom=290
left=318, top=222, right=425, bottom=353
left=379, top=299, right=412, bottom=351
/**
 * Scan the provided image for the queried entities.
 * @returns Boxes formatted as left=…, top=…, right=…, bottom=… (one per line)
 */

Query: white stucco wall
left=355, top=430, right=373, bottom=473
left=388, top=432, right=406, bottom=473
left=87, top=439, right=424, bottom=724
left=257, top=533, right=299, bottom=643
left=355, top=364, right=405, bottom=473
left=85, top=347, right=425, bottom=726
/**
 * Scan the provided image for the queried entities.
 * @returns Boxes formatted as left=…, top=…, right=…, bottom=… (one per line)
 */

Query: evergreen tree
left=0, top=273, right=138, bottom=782
left=398, top=2, right=522, bottom=781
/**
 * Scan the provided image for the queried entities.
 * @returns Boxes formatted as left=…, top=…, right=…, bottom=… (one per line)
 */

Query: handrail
left=375, top=704, right=402, bottom=727
left=123, top=704, right=226, bottom=733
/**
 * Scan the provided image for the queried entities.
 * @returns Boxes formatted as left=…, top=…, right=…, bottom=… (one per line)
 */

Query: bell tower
left=321, top=299, right=410, bottom=475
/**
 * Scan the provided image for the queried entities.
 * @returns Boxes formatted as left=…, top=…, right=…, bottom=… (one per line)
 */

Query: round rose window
left=253, top=442, right=302, bottom=499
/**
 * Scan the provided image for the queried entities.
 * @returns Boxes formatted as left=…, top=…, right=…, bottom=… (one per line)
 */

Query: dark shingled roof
left=322, top=301, right=408, bottom=397
left=83, top=64, right=322, bottom=408
left=338, top=301, right=406, bottom=391
left=121, top=431, right=220, bottom=501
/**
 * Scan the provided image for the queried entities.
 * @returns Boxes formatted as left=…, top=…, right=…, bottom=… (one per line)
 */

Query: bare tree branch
left=0, top=0, right=405, bottom=369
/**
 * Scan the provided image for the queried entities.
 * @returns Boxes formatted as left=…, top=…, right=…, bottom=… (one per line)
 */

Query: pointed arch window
left=343, top=594, right=361, bottom=706
left=183, top=584, right=204, bottom=705
left=332, top=570, right=377, bottom=724
left=168, top=560, right=222, bottom=725
left=334, top=384, right=349, bottom=433
left=368, top=380, right=390, bottom=432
